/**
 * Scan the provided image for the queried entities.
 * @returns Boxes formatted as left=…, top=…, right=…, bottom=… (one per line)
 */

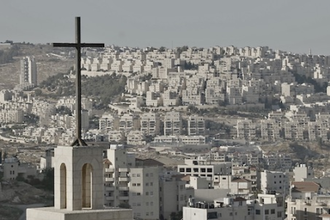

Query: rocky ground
left=0, top=181, right=53, bottom=220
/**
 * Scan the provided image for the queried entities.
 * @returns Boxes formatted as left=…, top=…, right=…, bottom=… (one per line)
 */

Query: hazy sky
left=1, top=1, right=330, bottom=55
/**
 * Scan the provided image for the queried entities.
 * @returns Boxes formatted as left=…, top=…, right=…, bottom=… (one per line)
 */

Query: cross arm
left=52, top=43, right=105, bottom=48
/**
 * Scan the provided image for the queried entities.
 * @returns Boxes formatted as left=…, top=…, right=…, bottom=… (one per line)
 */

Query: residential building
left=20, top=56, right=37, bottom=87
left=164, top=111, right=182, bottom=136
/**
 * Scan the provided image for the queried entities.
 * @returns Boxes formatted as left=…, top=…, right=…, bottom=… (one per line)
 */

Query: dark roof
left=292, top=181, right=320, bottom=193
left=135, top=158, right=164, bottom=167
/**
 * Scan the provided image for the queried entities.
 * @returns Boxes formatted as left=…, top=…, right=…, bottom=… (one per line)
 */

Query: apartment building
left=0, top=109, right=23, bottom=123
left=20, top=56, right=37, bottom=87
left=183, top=194, right=284, bottom=220
left=99, top=113, right=116, bottom=134
left=103, top=145, right=135, bottom=208
left=187, top=115, right=205, bottom=136
left=260, top=170, right=289, bottom=195
left=260, top=119, right=281, bottom=141
left=140, top=112, right=160, bottom=136
left=286, top=181, right=330, bottom=220
left=236, top=118, right=256, bottom=140
left=164, top=111, right=182, bottom=136
left=130, top=164, right=161, bottom=220
left=178, top=158, right=232, bottom=180
left=118, top=113, right=139, bottom=134
left=160, top=172, right=188, bottom=220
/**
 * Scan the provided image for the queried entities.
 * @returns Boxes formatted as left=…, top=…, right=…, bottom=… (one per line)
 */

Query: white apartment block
left=260, top=119, right=281, bottom=141
left=20, top=56, right=37, bottom=86
left=127, top=130, right=145, bottom=146
left=0, top=90, right=12, bottom=103
left=284, top=122, right=306, bottom=140
left=286, top=181, right=330, bottom=220
left=178, top=159, right=232, bottom=180
left=140, top=112, right=160, bottom=136
left=146, top=91, right=161, bottom=107
left=236, top=118, right=256, bottom=140
left=108, top=131, right=124, bottom=143
left=0, top=109, right=23, bottom=123
left=162, top=90, right=179, bottom=107
left=119, top=113, right=139, bottom=134
left=293, top=164, right=314, bottom=182
left=260, top=170, right=289, bottom=195
left=130, top=166, right=160, bottom=220
left=99, top=113, right=116, bottom=134
left=187, top=115, right=205, bottom=136
left=183, top=194, right=284, bottom=220
left=160, top=172, right=187, bottom=220
left=164, top=111, right=182, bottom=136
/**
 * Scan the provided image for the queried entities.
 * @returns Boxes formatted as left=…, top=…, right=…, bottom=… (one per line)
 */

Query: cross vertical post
left=75, top=17, right=82, bottom=146
left=53, top=17, right=104, bottom=146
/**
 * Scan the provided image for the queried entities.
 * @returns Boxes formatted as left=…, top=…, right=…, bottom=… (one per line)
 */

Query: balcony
left=105, top=177, right=114, bottom=182
left=105, top=167, right=114, bottom=173
left=119, top=186, right=129, bottom=191
left=119, top=168, right=129, bottom=172
left=119, top=177, right=130, bottom=182
left=119, top=196, right=129, bottom=200
left=105, top=186, right=115, bottom=191
left=105, top=196, right=114, bottom=200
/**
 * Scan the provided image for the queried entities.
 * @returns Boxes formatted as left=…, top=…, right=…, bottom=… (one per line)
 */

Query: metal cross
left=53, top=17, right=104, bottom=146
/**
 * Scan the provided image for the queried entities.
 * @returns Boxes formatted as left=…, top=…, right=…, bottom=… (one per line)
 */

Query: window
left=146, top=192, right=149, bottom=196
left=137, top=174, right=141, bottom=177
left=137, top=193, right=141, bottom=196
left=265, top=209, right=269, bottom=215
left=207, top=212, right=217, bottom=219
left=256, top=210, right=261, bottom=215
left=146, top=183, right=149, bottom=186
left=271, top=209, right=275, bottom=214
left=150, top=182, right=153, bottom=186
left=137, top=183, right=141, bottom=186
left=207, top=168, right=212, bottom=172
left=186, top=168, right=191, bottom=172
left=146, top=173, right=149, bottom=177
left=179, top=168, right=184, bottom=172
left=277, top=211, right=282, bottom=218
left=201, top=168, right=206, bottom=172
left=132, top=183, right=136, bottom=186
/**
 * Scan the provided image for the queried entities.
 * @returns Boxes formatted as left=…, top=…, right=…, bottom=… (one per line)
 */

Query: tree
left=41, top=168, right=54, bottom=192
left=34, top=89, right=42, bottom=96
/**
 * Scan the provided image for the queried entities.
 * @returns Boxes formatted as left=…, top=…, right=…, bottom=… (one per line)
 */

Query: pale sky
left=1, top=0, right=330, bottom=55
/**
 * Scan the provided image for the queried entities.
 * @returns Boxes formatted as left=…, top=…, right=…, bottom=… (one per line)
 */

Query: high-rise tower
left=20, top=56, right=37, bottom=87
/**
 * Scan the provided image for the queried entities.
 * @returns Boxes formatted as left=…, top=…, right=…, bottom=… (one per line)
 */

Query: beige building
left=236, top=118, right=256, bottom=140
left=164, top=111, right=182, bottom=136
left=286, top=181, right=330, bottom=220
left=140, top=112, right=160, bottom=136
left=183, top=194, right=284, bottom=220
left=187, top=115, right=205, bottom=136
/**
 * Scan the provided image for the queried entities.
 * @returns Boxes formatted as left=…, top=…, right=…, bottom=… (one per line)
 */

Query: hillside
left=0, top=43, right=74, bottom=90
